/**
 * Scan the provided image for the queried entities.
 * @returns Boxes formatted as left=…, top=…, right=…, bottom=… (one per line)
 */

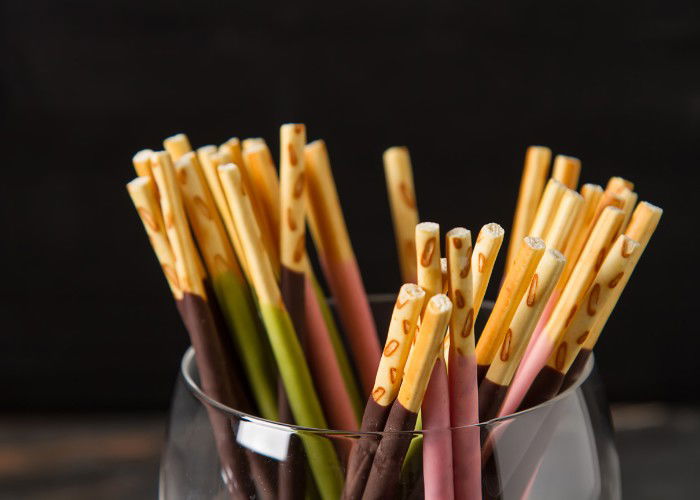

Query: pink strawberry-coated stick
left=320, top=256, right=381, bottom=396
left=519, top=291, right=558, bottom=367
left=304, top=276, right=359, bottom=432
left=449, top=351, right=482, bottom=500
left=422, top=357, right=454, bottom=500
left=498, top=332, right=554, bottom=417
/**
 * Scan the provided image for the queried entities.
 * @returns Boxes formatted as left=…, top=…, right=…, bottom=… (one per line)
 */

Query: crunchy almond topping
left=527, top=273, right=539, bottom=306
left=461, top=308, right=474, bottom=338
left=137, top=207, right=159, bottom=232
left=293, top=172, right=305, bottom=198
left=399, top=182, right=416, bottom=208
left=595, top=248, right=606, bottom=271
left=608, top=271, right=624, bottom=288
left=288, top=143, right=298, bottom=166
left=587, top=284, right=600, bottom=316
left=194, top=195, right=211, bottom=220
left=372, top=386, right=385, bottom=402
left=565, top=305, right=578, bottom=328
left=455, top=289, right=465, bottom=309
left=384, top=339, right=400, bottom=356
left=555, top=342, right=567, bottom=371
left=621, top=238, right=635, bottom=257
left=292, top=234, right=305, bottom=263
left=500, top=329, right=512, bottom=361
left=478, top=252, right=486, bottom=272
left=287, top=207, right=297, bottom=231
left=420, top=237, right=436, bottom=267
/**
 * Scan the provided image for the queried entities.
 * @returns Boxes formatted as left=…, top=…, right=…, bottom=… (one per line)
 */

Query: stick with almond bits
left=244, top=139, right=363, bottom=420
left=218, top=163, right=343, bottom=500
left=445, top=227, right=482, bottom=500
left=475, top=236, right=545, bottom=382
left=561, top=184, right=603, bottom=268
left=478, top=248, right=566, bottom=422
left=129, top=158, right=255, bottom=499
left=305, top=140, right=381, bottom=396
left=197, top=145, right=252, bottom=280
left=542, top=188, right=583, bottom=252
left=519, top=235, right=640, bottom=409
left=417, top=223, right=454, bottom=500
left=384, top=146, right=420, bottom=284
left=500, top=206, right=625, bottom=417
left=521, top=204, right=626, bottom=366
left=363, top=295, right=453, bottom=500
left=551, top=155, right=581, bottom=190
left=562, top=201, right=662, bottom=389
left=505, top=146, right=551, bottom=275
left=528, top=179, right=568, bottom=239
left=277, top=124, right=310, bottom=500
left=174, top=152, right=278, bottom=421
left=342, top=284, right=425, bottom=500
left=471, top=223, right=505, bottom=320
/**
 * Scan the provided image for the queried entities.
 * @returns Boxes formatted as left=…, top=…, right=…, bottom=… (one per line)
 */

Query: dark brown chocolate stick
left=342, top=398, right=392, bottom=499
left=362, top=400, right=418, bottom=500
left=176, top=293, right=256, bottom=499
left=477, top=363, right=489, bottom=385
left=478, top=377, right=509, bottom=423
left=364, top=294, right=452, bottom=500
left=517, top=365, right=565, bottom=412
left=343, top=284, right=425, bottom=500
left=560, top=348, right=592, bottom=392
left=278, top=267, right=308, bottom=500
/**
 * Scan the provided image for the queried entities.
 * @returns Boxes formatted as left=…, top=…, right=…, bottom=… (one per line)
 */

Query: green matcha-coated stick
left=260, top=304, right=343, bottom=499
left=310, top=272, right=363, bottom=419
left=213, top=271, right=278, bottom=420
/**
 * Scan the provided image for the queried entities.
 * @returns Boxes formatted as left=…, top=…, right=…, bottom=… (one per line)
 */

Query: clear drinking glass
left=159, top=296, right=621, bottom=499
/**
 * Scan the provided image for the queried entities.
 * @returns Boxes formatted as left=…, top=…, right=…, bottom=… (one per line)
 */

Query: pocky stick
left=342, top=284, right=425, bottom=500
left=304, top=140, right=381, bottom=395
left=218, top=163, right=343, bottom=500
left=363, top=295, right=453, bottom=500
left=478, top=248, right=565, bottom=422
left=446, top=228, right=481, bottom=500
left=175, top=152, right=278, bottom=420
left=475, top=236, right=545, bottom=382
left=551, top=154, right=581, bottom=190
left=519, top=235, right=640, bottom=409
left=504, top=146, right=550, bottom=275
left=384, top=146, right=420, bottom=283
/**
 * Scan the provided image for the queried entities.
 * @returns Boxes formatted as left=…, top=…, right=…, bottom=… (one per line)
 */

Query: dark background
left=1, top=0, right=697, bottom=413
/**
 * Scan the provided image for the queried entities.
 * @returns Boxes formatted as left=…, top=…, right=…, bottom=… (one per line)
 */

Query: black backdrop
left=1, top=0, right=697, bottom=412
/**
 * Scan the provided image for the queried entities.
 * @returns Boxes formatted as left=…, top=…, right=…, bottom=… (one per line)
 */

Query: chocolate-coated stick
left=342, top=284, right=424, bottom=500
left=363, top=295, right=452, bottom=500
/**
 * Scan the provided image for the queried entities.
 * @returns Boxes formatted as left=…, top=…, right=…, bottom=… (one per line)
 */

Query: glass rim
left=179, top=295, right=594, bottom=435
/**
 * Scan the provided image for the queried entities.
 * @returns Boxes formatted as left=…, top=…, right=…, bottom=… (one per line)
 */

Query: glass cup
left=159, top=296, right=621, bottom=499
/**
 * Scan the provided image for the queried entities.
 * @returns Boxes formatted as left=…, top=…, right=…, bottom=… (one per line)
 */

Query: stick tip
left=638, top=200, right=663, bottom=215
left=524, top=236, right=546, bottom=250
left=481, top=222, right=505, bottom=238
left=547, top=247, right=566, bottom=263
left=133, top=149, right=153, bottom=162
left=416, top=221, right=439, bottom=234
left=428, top=293, right=452, bottom=314
left=399, top=283, right=425, bottom=301
left=446, top=226, right=470, bottom=239
left=126, top=176, right=150, bottom=191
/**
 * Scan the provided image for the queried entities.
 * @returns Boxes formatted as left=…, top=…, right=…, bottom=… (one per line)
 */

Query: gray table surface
left=0, top=404, right=698, bottom=499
